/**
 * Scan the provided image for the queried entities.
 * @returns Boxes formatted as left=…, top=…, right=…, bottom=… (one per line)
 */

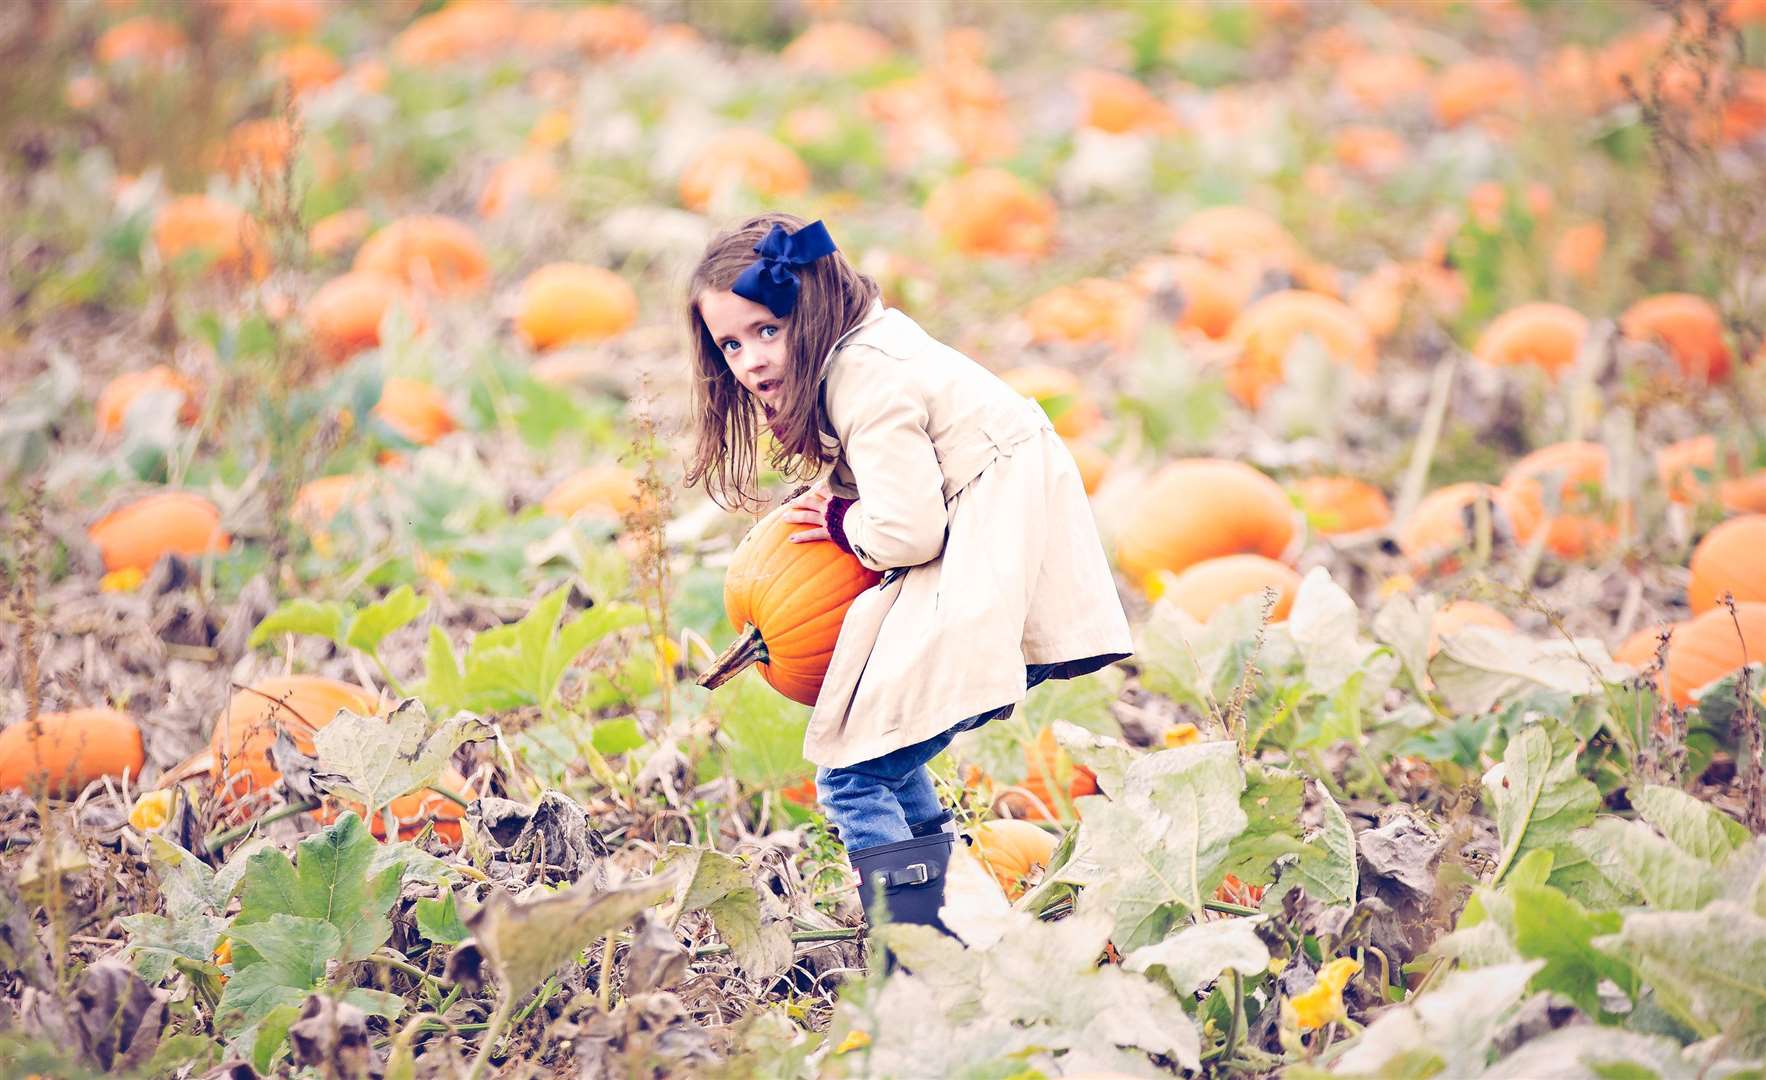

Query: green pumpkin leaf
left=344, top=584, right=429, bottom=654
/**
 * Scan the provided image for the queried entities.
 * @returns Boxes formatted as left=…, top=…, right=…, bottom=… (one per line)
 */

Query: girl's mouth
left=756, top=379, right=780, bottom=395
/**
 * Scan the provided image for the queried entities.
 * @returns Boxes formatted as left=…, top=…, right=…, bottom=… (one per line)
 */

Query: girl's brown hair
left=684, top=212, right=880, bottom=510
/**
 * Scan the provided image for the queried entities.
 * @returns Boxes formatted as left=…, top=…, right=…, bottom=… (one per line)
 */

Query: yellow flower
left=528, top=109, right=573, bottom=150
left=129, top=789, right=175, bottom=831
left=100, top=566, right=147, bottom=593
left=1163, top=722, right=1201, bottom=748
left=833, top=1030, right=871, bottom=1054
left=1285, top=957, right=1361, bottom=1031
left=1377, top=573, right=1416, bottom=599
left=418, top=553, right=454, bottom=589
left=213, top=938, right=232, bottom=966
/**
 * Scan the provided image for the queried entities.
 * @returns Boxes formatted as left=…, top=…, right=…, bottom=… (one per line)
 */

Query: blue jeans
left=815, top=663, right=1062, bottom=852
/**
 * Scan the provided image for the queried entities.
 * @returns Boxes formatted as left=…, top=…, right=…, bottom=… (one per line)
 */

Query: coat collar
left=815, top=297, right=889, bottom=385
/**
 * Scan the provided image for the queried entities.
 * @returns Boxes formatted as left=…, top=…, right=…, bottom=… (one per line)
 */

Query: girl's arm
left=822, top=346, right=947, bottom=571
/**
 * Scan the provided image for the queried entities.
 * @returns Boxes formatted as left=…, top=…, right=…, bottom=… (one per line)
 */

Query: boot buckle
left=880, top=862, right=931, bottom=889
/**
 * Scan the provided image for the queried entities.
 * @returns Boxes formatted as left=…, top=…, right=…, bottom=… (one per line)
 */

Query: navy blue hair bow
left=730, top=220, right=837, bottom=318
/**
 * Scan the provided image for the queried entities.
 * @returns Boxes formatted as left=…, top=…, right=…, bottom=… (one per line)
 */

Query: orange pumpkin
left=1473, top=303, right=1589, bottom=377
left=1335, top=52, right=1430, bottom=112
left=391, top=0, right=519, bottom=66
left=314, top=766, right=475, bottom=845
left=565, top=4, right=653, bottom=56
left=1427, top=601, right=1515, bottom=657
left=293, top=474, right=370, bottom=531
left=96, top=16, right=186, bottom=66
left=1022, top=278, right=1146, bottom=348
left=1018, top=725, right=1097, bottom=820
left=1664, top=602, right=1766, bottom=706
left=1552, top=222, right=1606, bottom=284
left=781, top=20, right=893, bottom=73
left=265, top=43, right=343, bottom=94
left=1226, top=291, right=1377, bottom=408
left=353, top=215, right=489, bottom=295
left=89, top=492, right=230, bottom=573
left=1170, top=205, right=1302, bottom=271
left=95, top=366, right=201, bottom=434
left=216, top=0, right=325, bottom=37
left=541, top=464, right=640, bottom=521
left=1619, top=293, right=1732, bottom=383
left=999, top=365, right=1102, bottom=438
left=1155, top=554, right=1301, bottom=623
left=515, top=263, right=638, bottom=350
left=1333, top=124, right=1410, bottom=176
left=1396, top=482, right=1507, bottom=572
left=678, top=129, right=809, bottom=213
left=1657, top=435, right=1737, bottom=505
left=1614, top=623, right=1677, bottom=670
left=1115, top=459, right=1295, bottom=590
left=306, top=271, right=420, bottom=364
left=696, top=504, right=884, bottom=705
left=152, top=196, right=268, bottom=279
left=1064, top=439, right=1110, bottom=495
left=1127, top=255, right=1250, bottom=339
left=923, top=168, right=1057, bottom=259
left=1466, top=181, right=1554, bottom=231
left=1432, top=57, right=1529, bottom=127
left=0, top=708, right=145, bottom=797
left=1499, top=441, right=1618, bottom=560
left=309, top=209, right=373, bottom=259
left=1688, top=516, right=1766, bottom=614
left=1293, top=476, right=1391, bottom=535
left=372, top=378, right=455, bottom=446
left=210, top=675, right=381, bottom=799
left=1071, top=69, right=1177, bottom=134
left=477, top=154, right=560, bottom=219
left=218, top=118, right=296, bottom=180
left=969, top=819, right=1058, bottom=899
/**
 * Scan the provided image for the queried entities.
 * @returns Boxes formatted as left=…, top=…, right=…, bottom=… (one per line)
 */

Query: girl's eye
left=721, top=340, right=739, bottom=354
left=759, top=325, right=778, bottom=339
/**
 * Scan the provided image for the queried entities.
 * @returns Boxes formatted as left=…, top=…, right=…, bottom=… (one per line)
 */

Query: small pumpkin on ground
left=541, top=463, right=641, bottom=521
left=1225, top=290, right=1377, bottom=408
left=0, top=708, right=145, bottom=797
left=515, top=263, right=638, bottom=350
left=1498, top=441, right=1620, bottom=560
left=678, top=128, right=809, bottom=213
left=314, top=766, right=475, bottom=845
left=210, top=675, right=381, bottom=800
left=968, top=818, right=1058, bottom=900
left=1293, top=475, right=1391, bottom=535
left=1620, top=293, right=1732, bottom=383
left=1022, top=278, right=1146, bottom=348
left=1395, top=483, right=1509, bottom=573
left=1473, top=302, right=1589, bottom=377
left=923, top=168, right=1057, bottom=259
left=1115, top=459, right=1295, bottom=591
left=695, top=503, right=883, bottom=705
left=89, top=492, right=231, bottom=573
left=1153, top=554, right=1301, bottom=624
left=307, top=271, right=421, bottom=364
left=371, top=378, right=456, bottom=446
left=353, top=215, right=489, bottom=295
left=96, top=366, right=201, bottom=434
left=1664, top=602, right=1766, bottom=706
left=1014, top=725, right=1097, bottom=820
left=152, top=195, right=268, bottom=280
left=1688, top=515, right=1766, bottom=614
left=1427, top=601, right=1515, bottom=657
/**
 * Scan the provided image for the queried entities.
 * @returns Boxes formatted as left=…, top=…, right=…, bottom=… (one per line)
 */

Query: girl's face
left=698, top=288, right=788, bottom=409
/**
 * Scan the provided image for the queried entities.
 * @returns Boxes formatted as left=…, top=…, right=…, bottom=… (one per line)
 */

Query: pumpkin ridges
left=1115, top=459, right=1295, bottom=587
left=89, top=492, right=232, bottom=573
left=1665, top=602, right=1766, bottom=706
left=0, top=708, right=145, bottom=796
left=969, top=818, right=1059, bottom=899
left=1688, top=515, right=1766, bottom=614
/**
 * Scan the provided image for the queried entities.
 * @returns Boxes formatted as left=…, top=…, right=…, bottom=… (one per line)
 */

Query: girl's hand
left=784, top=484, right=832, bottom=543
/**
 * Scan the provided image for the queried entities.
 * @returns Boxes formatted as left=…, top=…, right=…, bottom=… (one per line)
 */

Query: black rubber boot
left=849, top=831, right=957, bottom=938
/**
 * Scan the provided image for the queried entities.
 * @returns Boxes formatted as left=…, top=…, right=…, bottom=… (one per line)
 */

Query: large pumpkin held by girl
left=696, top=503, right=883, bottom=705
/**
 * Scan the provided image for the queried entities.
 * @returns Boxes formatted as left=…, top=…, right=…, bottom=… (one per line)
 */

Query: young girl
left=686, top=212, right=1133, bottom=937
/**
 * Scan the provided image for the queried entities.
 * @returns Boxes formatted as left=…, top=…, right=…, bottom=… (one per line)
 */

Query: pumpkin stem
left=695, top=624, right=768, bottom=690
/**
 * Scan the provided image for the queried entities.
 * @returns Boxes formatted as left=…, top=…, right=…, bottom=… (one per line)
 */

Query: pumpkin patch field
left=7, top=1, right=1766, bottom=1076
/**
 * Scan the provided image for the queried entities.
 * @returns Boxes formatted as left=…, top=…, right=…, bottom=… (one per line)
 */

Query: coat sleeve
left=823, top=345, right=948, bottom=571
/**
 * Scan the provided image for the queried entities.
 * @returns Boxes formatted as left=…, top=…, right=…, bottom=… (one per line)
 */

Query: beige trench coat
left=802, top=299, right=1133, bottom=768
